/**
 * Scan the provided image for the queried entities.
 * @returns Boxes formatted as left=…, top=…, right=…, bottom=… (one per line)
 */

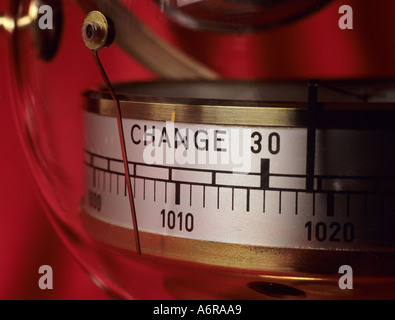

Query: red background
left=0, top=55, right=110, bottom=300
left=1, top=0, right=395, bottom=300
left=0, top=2, right=109, bottom=300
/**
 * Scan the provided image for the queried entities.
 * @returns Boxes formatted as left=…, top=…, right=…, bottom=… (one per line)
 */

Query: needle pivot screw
left=82, top=11, right=115, bottom=52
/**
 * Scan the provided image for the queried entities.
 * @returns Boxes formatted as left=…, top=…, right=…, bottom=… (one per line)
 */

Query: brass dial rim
left=83, top=80, right=395, bottom=129
left=80, top=207, right=395, bottom=278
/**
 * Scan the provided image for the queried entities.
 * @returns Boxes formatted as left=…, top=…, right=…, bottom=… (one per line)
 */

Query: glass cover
left=6, top=0, right=395, bottom=300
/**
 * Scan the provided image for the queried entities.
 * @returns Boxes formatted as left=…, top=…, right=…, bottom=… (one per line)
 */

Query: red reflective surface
left=2, top=0, right=395, bottom=299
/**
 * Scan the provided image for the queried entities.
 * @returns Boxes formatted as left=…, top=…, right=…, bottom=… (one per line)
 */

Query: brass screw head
left=82, top=11, right=115, bottom=51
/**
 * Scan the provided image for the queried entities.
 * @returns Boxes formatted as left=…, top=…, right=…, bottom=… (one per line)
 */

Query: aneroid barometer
left=4, top=0, right=395, bottom=299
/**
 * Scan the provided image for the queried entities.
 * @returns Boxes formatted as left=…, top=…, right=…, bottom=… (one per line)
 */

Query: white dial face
left=83, top=111, right=395, bottom=251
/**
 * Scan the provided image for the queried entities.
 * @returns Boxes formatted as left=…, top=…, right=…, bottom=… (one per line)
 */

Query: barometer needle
left=82, top=11, right=141, bottom=255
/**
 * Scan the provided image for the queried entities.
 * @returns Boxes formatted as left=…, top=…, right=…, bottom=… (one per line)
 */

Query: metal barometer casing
left=82, top=80, right=395, bottom=299
left=5, top=0, right=395, bottom=299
